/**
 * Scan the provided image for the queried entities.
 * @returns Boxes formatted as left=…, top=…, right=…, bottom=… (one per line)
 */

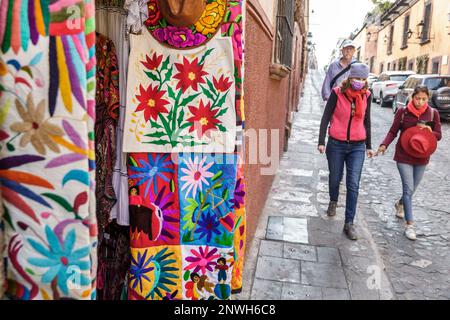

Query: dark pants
left=326, top=138, right=366, bottom=224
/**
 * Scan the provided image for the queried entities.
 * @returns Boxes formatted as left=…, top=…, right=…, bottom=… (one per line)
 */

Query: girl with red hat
left=376, top=86, right=442, bottom=240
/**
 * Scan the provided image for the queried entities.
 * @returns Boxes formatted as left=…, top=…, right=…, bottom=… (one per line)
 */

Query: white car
left=371, top=71, right=415, bottom=107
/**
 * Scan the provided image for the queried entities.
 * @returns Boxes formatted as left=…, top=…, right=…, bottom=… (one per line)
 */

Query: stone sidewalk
left=236, top=70, right=395, bottom=300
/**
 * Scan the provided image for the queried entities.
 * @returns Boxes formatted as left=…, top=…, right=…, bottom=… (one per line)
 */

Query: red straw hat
left=400, top=126, right=437, bottom=158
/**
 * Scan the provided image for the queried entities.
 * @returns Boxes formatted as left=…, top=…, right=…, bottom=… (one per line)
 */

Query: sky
left=308, top=0, right=376, bottom=69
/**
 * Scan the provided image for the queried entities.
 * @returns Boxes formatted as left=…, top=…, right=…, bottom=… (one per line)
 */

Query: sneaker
left=343, top=223, right=358, bottom=241
left=327, top=201, right=337, bottom=217
left=395, top=200, right=404, bottom=219
left=405, top=225, right=416, bottom=241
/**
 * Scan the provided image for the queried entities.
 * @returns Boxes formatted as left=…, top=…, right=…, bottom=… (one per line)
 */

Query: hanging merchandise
left=0, top=192, right=4, bottom=298
left=123, top=28, right=236, bottom=153
left=220, top=0, right=247, bottom=294
left=123, top=0, right=246, bottom=301
left=95, top=1, right=131, bottom=226
left=0, top=0, right=98, bottom=300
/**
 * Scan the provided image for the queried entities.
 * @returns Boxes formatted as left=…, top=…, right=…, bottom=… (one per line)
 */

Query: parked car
left=393, top=75, right=450, bottom=119
left=371, top=71, right=415, bottom=107
left=367, top=73, right=378, bottom=87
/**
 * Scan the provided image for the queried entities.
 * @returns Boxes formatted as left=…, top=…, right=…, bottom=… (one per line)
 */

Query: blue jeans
left=397, top=163, right=426, bottom=223
left=326, top=138, right=366, bottom=224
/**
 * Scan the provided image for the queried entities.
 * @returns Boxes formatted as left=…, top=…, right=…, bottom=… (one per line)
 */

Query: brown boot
left=343, top=223, right=358, bottom=240
left=327, top=201, right=337, bottom=217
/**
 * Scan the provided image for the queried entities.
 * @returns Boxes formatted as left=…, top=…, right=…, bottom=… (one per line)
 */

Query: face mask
left=351, top=80, right=365, bottom=91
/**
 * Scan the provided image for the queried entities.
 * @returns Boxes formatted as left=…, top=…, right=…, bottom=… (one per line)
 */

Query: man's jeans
left=397, top=163, right=426, bottom=223
left=326, top=138, right=366, bottom=224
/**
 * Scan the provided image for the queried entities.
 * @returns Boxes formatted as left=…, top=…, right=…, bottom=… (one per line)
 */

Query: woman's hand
left=376, top=145, right=386, bottom=156
left=417, top=123, right=432, bottom=132
left=318, top=145, right=326, bottom=154
left=367, top=150, right=376, bottom=158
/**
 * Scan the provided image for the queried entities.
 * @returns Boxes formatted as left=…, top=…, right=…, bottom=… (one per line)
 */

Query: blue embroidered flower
left=195, top=211, right=221, bottom=242
left=130, top=250, right=155, bottom=293
left=27, top=225, right=91, bottom=295
left=129, top=154, right=174, bottom=197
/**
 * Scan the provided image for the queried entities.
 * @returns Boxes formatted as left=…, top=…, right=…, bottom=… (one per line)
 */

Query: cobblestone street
left=240, top=70, right=450, bottom=300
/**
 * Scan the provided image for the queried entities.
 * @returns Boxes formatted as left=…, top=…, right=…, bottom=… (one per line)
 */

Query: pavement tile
left=317, top=247, right=342, bottom=264
left=259, top=240, right=283, bottom=258
left=301, top=261, right=348, bottom=289
left=281, top=283, right=322, bottom=300
left=255, top=256, right=301, bottom=283
left=284, top=243, right=317, bottom=261
left=251, top=279, right=283, bottom=300
left=283, top=217, right=309, bottom=244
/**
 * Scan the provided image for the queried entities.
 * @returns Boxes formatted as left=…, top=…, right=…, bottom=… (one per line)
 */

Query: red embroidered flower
left=213, top=75, right=232, bottom=92
left=187, top=100, right=222, bottom=139
left=0, top=129, right=9, bottom=142
left=145, top=0, right=162, bottom=26
left=173, top=57, right=208, bottom=93
left=135, top=84, right=170, bottom=122
left=141, top=53, right=163, bottom=71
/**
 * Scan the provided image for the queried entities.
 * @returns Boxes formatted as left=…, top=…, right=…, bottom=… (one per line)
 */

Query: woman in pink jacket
left=318, top=63, right=375, bottom=240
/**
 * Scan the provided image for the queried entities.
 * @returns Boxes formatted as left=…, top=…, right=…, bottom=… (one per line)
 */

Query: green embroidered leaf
left=2, top=205, right=14, bottom=230
left=235, top=15, right=242, bottom=23
left=144, top=131, right=166, bottom=138
left=216, top=91, right=229, bottom=108
left=161, top=56, right=170, bottom=72
left=212, top=170, right=223, bottom=181
left=216, top=107, right=228, bottom=118
left=200, top=85, right=215, bottom=100
left=164, top=66, right=173, bottom=83
left=128, top=155, right=138, bottom=167
left=180, top=93, right=201, bottom=107
left=170, top=179, right=175, bottom=193
left=182, top=231, right=193, bottom=243
left=224, top=10, right=231, bottom=23
left=206, top=78, right=216, bottom=94
left=213, top=183, right=223, bottom=190
left=167, top=86, right=176, bottom=100
left=228, top=24, right=235, bottom=37
left=176, top=109, right=185, bottom=128
left=201, top=203, right=211, bottom=211
left=199, top=48, right=214, bottom=65
left=42, top=193, right=73, bottom=212
left=216, top=124, right=227, bottom=132
left=222, top=189, right=229, bottom=200
left=143, top=139, right=171, bottom=145
left=149, top=119, right=163, bottom=129
left=183, top=270, right=190, bottom=282
left=199, top=192, right=205, bottom=203
left=144, top=71, right=159, bottom=82
left=25, top=268, right=35, bottom=276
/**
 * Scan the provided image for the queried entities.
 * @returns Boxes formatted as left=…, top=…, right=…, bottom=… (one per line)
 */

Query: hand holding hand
left=318, top=145, right=326, bottom=154
left=367, top=150, right=376, bottom=158
left=376, top=145, right=386, bottom=156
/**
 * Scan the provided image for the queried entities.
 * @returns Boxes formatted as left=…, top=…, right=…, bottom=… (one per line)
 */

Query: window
left=390, top=75, right=410, bottom=82
left=274, top=0, right=295, bottom=68
left=387, top=25, right=394, bottom=55
left=408, top=60, right=414, bottom=70
left=402, top=15, right=410, bottom=49
left=431, top=62, right=439, bottom=74
left=370, top=57, right=375, bottom=73
left=424, top=77, right=450, bottom=90
left=393, top=62, right=397, bottom=71
left=380, top=63, right=384, bottom=73
left=398, top=57, right=407, bottom=71
left=421, top=2, right=432, bottom=43
left=416, top=55, right=429, bottom=74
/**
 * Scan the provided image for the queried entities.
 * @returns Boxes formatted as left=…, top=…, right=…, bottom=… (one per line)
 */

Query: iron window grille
left=275, top=0, right=295, bottom=68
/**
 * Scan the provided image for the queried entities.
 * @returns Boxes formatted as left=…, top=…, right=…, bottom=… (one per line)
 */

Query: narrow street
left=241, top=70, right=450, bottom=300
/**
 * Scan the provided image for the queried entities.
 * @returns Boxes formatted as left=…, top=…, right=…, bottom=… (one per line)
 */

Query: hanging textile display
left=220, top=0, right=247, bottom=294
left=95, top=0, right=131, bottom=227
left=123, top=28, right=236, bottom=153
left=0, top=0, right=98, bottom=300
left=0, top=191, right=4, bottom=298
left=124, top=0, right=247, bottom=301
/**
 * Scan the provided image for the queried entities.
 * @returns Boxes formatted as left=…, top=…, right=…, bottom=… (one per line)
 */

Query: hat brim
left=400, top=126, right=437, bottom=158
left=146, top=0, right=228, bottom=49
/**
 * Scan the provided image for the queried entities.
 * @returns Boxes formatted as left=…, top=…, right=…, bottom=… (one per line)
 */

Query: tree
left=371, top=0, right=394, bottom=13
